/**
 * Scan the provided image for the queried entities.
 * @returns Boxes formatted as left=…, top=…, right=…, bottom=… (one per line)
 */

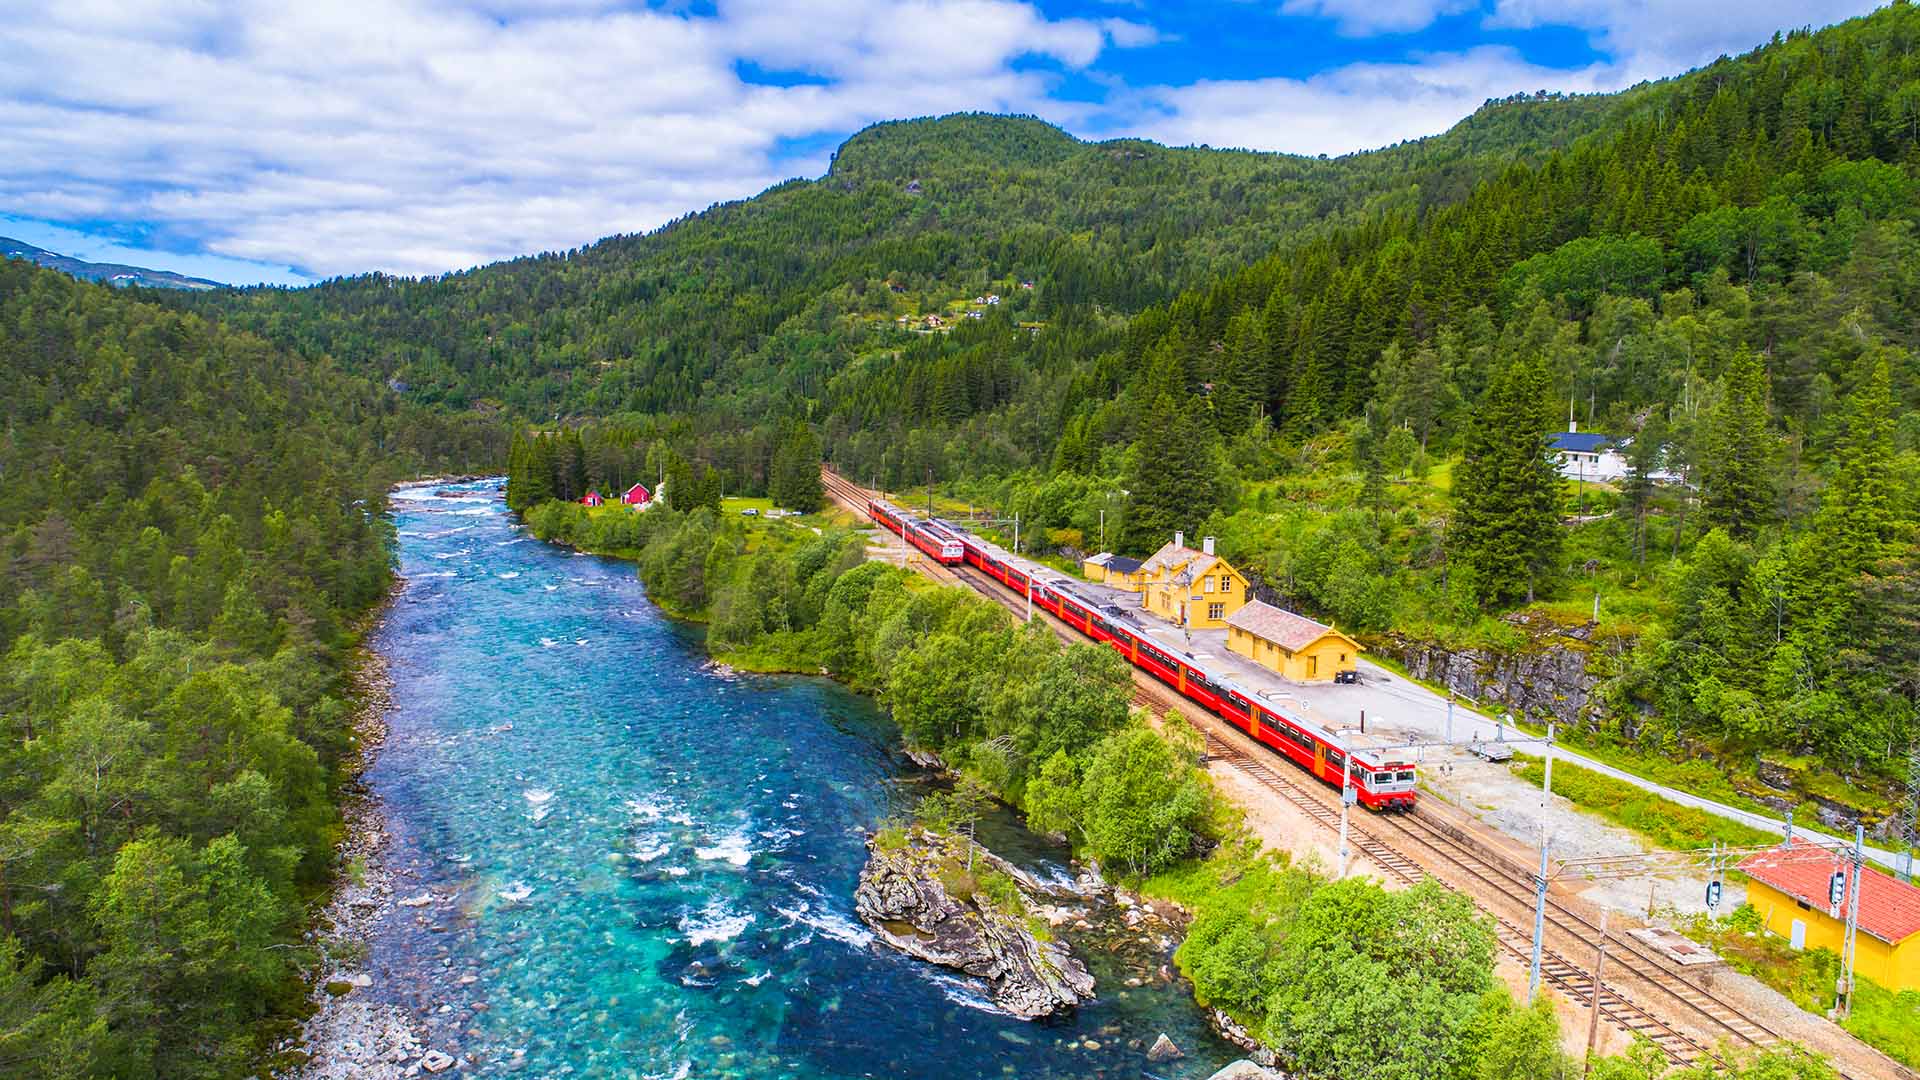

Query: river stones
left=1147, top=1033, right=1183, bottom=1062
left=853, top=830, right=1094, bottom=1019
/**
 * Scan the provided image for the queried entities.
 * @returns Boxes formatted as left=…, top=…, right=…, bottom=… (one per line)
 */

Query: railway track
left=1380, top=808, right=1783, bottom=1057
left=1198, top=736, right=1732, bottom=1068
left=820, top=467, right=1883, bottom=1078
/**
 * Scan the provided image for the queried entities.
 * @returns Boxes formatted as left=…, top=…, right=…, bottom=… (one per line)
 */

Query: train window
left=1326, top=750, right=1345, bottom=769
left=1397, top=771, right=1414, bottom=782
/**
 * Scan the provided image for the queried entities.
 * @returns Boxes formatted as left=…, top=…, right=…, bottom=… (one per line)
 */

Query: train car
left=909, top=519, right=965, bottom=565
left=864, top=499, right=963, bottom=564
left=931, top=517, right=1417, bottom=812
left=866, top=499, right=907, bottom=537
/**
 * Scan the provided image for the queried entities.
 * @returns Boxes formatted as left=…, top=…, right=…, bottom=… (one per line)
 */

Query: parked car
left=741, top=508, right=759, bottom=516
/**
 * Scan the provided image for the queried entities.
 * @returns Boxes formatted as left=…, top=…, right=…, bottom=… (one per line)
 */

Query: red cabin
left=622, top=483, right=651, bottom=506
left=581, top=490, right=604, bottom=507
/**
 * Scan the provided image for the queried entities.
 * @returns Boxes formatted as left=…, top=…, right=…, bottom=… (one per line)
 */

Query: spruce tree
left=1816, top=355, right=1900, bottom=578
left=770, top=423, right=824, bottom=512
left=1698, top=350, right=1776, bottom=538
left=1451, top=358, right=1563, bottom=605
left=1122, top=389, right=1218, bottom=553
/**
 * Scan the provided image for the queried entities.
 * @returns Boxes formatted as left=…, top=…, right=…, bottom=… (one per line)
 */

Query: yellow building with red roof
left=1738, top=841, right=1920, bottom=992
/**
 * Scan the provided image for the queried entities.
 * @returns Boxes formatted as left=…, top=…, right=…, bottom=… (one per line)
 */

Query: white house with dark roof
left=1548, top=424, right=1628, bottom=483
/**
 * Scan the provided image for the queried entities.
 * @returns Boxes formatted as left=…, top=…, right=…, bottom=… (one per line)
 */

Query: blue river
left=364, top=480, right=1235, bottom=1078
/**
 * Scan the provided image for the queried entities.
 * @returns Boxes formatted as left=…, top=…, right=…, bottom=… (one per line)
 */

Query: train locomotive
left=860, top=496, right=1415, bottom=811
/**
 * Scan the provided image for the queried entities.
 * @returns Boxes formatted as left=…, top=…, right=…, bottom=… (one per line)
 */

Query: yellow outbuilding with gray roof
left=1225, top=600, right=1362, bottom=683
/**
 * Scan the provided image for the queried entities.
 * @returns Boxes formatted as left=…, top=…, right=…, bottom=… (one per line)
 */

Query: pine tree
left=1621, top=411, right=1666, bottom=568
left=557, top=428, right=589, bottom=502
left=769, top=423, right=824, bottom=512
left=1816, top=354, right=1900, bottom=578
left=1123, top=389, right=1219, bottom=552
left=1698, top=350, right=1776, bottom=538
left=1452, top=358, right=1564, bottom=605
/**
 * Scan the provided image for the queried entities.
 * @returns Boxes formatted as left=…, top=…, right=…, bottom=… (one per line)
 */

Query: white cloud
left=1279, top=0, right=1476, bottom=37
left=0, top=0, right=1132, bottom=279
left=1123, top=46, right=1619, bottom=157
left=1485, top=0, right=1879, bottom=81
left=4, top=0, right=1879, bottom=283
left=1100, top=17, right=1163, bottom=48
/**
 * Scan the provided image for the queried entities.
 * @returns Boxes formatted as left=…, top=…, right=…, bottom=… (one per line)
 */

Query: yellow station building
left=1224, top=600, right=1363, bottom=683
left=1738, top=842, right=1920, bottom=992
left=1137, top=533, right=1250, bottom=630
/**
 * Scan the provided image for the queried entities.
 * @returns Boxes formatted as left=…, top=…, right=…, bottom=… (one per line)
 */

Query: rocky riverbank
left=276, top=594, right=447, bottom=1079
left=855, top=828, right=1096, bottom=1019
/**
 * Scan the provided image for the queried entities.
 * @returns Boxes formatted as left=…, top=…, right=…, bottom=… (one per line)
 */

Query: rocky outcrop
left=854, top=830, right=1094, bottom=1019
left=1372, top=611, right=1633, bottom=732
left=1205, top=1063, right=1284, bottom=1080
left=1206, top=1008, right=1280, bottom=1069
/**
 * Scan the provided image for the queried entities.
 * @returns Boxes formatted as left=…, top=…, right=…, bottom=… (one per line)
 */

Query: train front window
left=1398, top=771, right=1415, bottom=783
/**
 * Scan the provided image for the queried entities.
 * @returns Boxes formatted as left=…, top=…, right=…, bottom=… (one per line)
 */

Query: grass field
left=1510, top=754, right=1778, bottom=851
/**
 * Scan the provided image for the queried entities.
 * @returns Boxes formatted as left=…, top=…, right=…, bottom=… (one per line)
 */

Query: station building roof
left=1225, top=600, right=1357, bottom=653
left=1738, top=841, right=1920, bottom=944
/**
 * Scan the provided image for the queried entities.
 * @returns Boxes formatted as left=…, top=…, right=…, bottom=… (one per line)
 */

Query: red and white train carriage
left=865, top=498, right=965, bottom=564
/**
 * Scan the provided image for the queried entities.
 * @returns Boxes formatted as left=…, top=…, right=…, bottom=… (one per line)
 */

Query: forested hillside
left=0, top=260, right=501, bottom=1076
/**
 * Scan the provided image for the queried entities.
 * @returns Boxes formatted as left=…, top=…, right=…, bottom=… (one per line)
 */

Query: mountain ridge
left=1, top=235, right=222, bottom=291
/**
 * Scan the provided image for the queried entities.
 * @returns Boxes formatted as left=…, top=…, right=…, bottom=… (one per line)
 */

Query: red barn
left=581, top=490, right=604, bottom=507
left=622, top=483, right=651, bottom=506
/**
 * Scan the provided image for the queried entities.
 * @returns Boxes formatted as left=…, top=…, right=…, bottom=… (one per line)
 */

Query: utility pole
left=1840, top=825, right=1864, bottom=1018
left=1544, top=722, right=1555, bottom=803
left=1445, top=691, right=1454, bottom=746
left=1529, top=839, right=1550, bottom=1005
left=1099, top=508, right=1105, bottom=550
left=1903, top=739, right=1919, bottom=883
left=1583, top=910, right=1610, bottom=1077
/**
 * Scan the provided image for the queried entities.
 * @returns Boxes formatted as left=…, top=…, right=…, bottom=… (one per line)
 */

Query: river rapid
left=359, top=479, right=1235, bottom=1078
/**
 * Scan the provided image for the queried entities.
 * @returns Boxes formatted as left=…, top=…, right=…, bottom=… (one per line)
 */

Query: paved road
left=1325, top=658, right=1907, bottom=872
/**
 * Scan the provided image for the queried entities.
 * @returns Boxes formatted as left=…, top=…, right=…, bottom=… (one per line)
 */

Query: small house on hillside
left=581, top=490, right=604, bottom=507
left=1549, top=424, right=1628, bottom=483
left=622, top=483, right=651, bottom=506
left=1739, top=842, right=1920, bottom=992
left=1225, top=601, right=1362, bottom=683
left=1139, top=532, right=1249, bottom=630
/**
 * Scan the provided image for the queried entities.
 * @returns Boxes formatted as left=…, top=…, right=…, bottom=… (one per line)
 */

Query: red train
left=866, top=499, right=965, bottom=564
left=873, top=507, right=1416, bottom=811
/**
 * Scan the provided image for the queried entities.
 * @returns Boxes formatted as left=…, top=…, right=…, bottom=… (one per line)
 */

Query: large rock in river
left=854, top=829, right=1094, bottom=1019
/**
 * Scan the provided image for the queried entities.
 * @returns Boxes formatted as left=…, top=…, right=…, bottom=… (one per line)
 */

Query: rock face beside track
left=854, top=829, right=1094, bottom=1019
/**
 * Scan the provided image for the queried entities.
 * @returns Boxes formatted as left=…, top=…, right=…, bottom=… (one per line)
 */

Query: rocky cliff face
left=854, top=830, right=1094, bottom=1019
left=1373, top=612, right=1632, bottom=732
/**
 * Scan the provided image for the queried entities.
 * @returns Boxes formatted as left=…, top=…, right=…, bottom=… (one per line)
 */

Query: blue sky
left=0, top=1, right=1877, bottom=286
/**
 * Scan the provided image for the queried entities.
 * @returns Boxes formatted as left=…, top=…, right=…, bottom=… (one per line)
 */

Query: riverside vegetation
left=515, top=488, right=1841, bottom=1080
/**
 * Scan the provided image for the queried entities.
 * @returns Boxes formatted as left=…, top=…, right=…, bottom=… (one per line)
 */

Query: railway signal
left=1828, top=869, right=1846, bottom=913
